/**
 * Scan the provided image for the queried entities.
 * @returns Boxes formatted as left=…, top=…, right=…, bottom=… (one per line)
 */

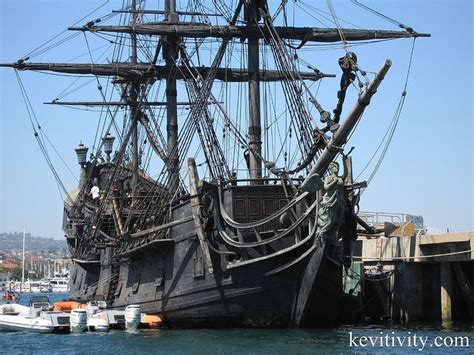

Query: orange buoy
left=141, top=314, right=163, bottom=329
left=53, top=301, right=84, bottom=312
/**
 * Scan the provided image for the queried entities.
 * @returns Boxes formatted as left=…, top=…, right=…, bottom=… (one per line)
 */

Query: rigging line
left=209, top=86, right=295, bottom=177
left=367, top=100, right=404, bottom=185
left=38, top=129, right=79, bottom=183
left=326, top=0, right=366, bottom=86
left=261, top=17, right=315, bottom=135
left=14, top=71, right=70, bottom=195
left=299, top=0, right=361, bottom=29
left=55, top=77, right=82, bottom=100
left=212, top=0, right=232, bottom=23
left=192, top=22, right=311, bottom=176
left=91, top=81, right=113, bottom=156
left=162, top=3, right=245, bottom=184
left=260, top=17, right=314, bottom=157
left=56, top=106, right=113, bottom=113
left=142, top=93, right=167, bottom=150
left=351, top=0, right=413, bottom=31
left=126, top=90, right=177, bottom=221
left=64, top=42, right=114, bottom=64
left=272, top=0, right=288, bottom=21
left=137, top=37, right=155, bottom=62
left=266, top=82, right=286, bottom=163
left=56, top=77, right=97, bottom=100
left=23, top=1, right=111, bottom=59
left=357, top=39, right=417, bottom=184
left=25, top=33, right=83, bottom=59
left=259, top=24, right=303, bottom=127
left=326, top=0, right=366, bottom=89
left=179, top=52, right=230, bottom=179
left=403, top=38, right=417, bottom=92
left=27, top=71, right=107, bottom=79
left=16, top=73, right=69, bottom=188
left=296, top=1, right=332, bottom=28
left=183, top=80, right=221, bottom=179
left=356, top=99, right=401, bottom=180
left=83, top=32, right=121, bottom=141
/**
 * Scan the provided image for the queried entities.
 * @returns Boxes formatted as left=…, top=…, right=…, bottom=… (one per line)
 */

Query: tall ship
left=1, top=1, right=428, bottom=327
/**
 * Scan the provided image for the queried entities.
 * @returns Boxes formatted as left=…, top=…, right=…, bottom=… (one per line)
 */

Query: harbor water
left=0, top=293, right=472, bottom=354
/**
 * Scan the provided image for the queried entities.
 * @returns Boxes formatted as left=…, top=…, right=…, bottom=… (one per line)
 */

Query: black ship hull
left=69, top=244, right=347, bottom=328
left=67, top=183, right=353, bottom=328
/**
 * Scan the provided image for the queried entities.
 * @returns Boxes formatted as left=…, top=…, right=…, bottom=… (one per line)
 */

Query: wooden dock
left=346, top=231, right=474, bottom=322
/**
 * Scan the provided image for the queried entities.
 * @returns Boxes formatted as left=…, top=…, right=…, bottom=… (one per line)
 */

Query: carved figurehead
left=316, top=162, right=346, bottom=243
left=298, top=161, right=346, bottom=243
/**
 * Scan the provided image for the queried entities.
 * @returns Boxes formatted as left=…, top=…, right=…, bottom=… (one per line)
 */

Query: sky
left=0, top=0, right=472, bottom=239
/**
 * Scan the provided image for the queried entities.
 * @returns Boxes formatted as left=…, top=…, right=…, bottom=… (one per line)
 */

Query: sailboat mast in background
left=21, top=226, right=26, bottom=293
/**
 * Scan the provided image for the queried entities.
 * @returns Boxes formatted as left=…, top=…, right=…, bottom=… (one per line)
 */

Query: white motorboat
left=0, top=303, right=54, bottom=333
left=0, top=296, right=71, bottom=333
left=48, top=277, right=69, bottom=293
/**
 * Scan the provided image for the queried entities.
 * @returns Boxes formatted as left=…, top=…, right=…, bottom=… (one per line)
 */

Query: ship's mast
left=246, top=2, right=262, bottom=184
left=165, top=0, right=179, bottom=192
left=130, top=0, right=140, bottom=194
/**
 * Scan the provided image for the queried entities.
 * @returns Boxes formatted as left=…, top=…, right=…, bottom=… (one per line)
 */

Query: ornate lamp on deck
left=102, top=133, right=115, bottom=162
left=75, top=142, right=88, bottom=166
left=75, top=142, right=88, bottom=189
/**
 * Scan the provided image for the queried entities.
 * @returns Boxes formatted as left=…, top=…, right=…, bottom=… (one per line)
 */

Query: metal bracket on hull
left=188, top=158, right=214, bottom=274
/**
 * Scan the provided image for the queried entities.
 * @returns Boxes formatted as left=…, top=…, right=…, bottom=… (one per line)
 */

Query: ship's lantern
left=102, top=133, right=115, bottom=161
left=75, top=143, right=88, bottom=166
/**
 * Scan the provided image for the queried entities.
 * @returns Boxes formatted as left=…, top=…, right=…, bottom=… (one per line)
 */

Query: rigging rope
left=356, top=39, right=417, bottom=186
left=351, top=0, right=415, bottom=33
left=14, top=71, right=70, bottom=197
left=22, top=1, right=113, bottom=60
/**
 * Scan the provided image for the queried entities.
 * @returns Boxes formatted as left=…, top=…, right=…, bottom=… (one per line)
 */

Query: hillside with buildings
left=0, top=232, right=68, bottom=258
left=1, top=233, right=70, bottom=283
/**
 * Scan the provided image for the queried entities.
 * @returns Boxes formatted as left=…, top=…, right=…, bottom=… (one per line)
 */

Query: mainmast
left=246, top=2, right=262, bottom=184
left=165, top=0, right=179, bottom=193
left=130, top=0, right=140, bottom=194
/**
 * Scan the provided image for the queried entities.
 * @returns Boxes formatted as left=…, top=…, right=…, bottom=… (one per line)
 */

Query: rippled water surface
left=1, top=293, right=472, bottom=354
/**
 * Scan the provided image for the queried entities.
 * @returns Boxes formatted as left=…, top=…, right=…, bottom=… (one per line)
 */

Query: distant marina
left=3, top=272, right=69, bottom=294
